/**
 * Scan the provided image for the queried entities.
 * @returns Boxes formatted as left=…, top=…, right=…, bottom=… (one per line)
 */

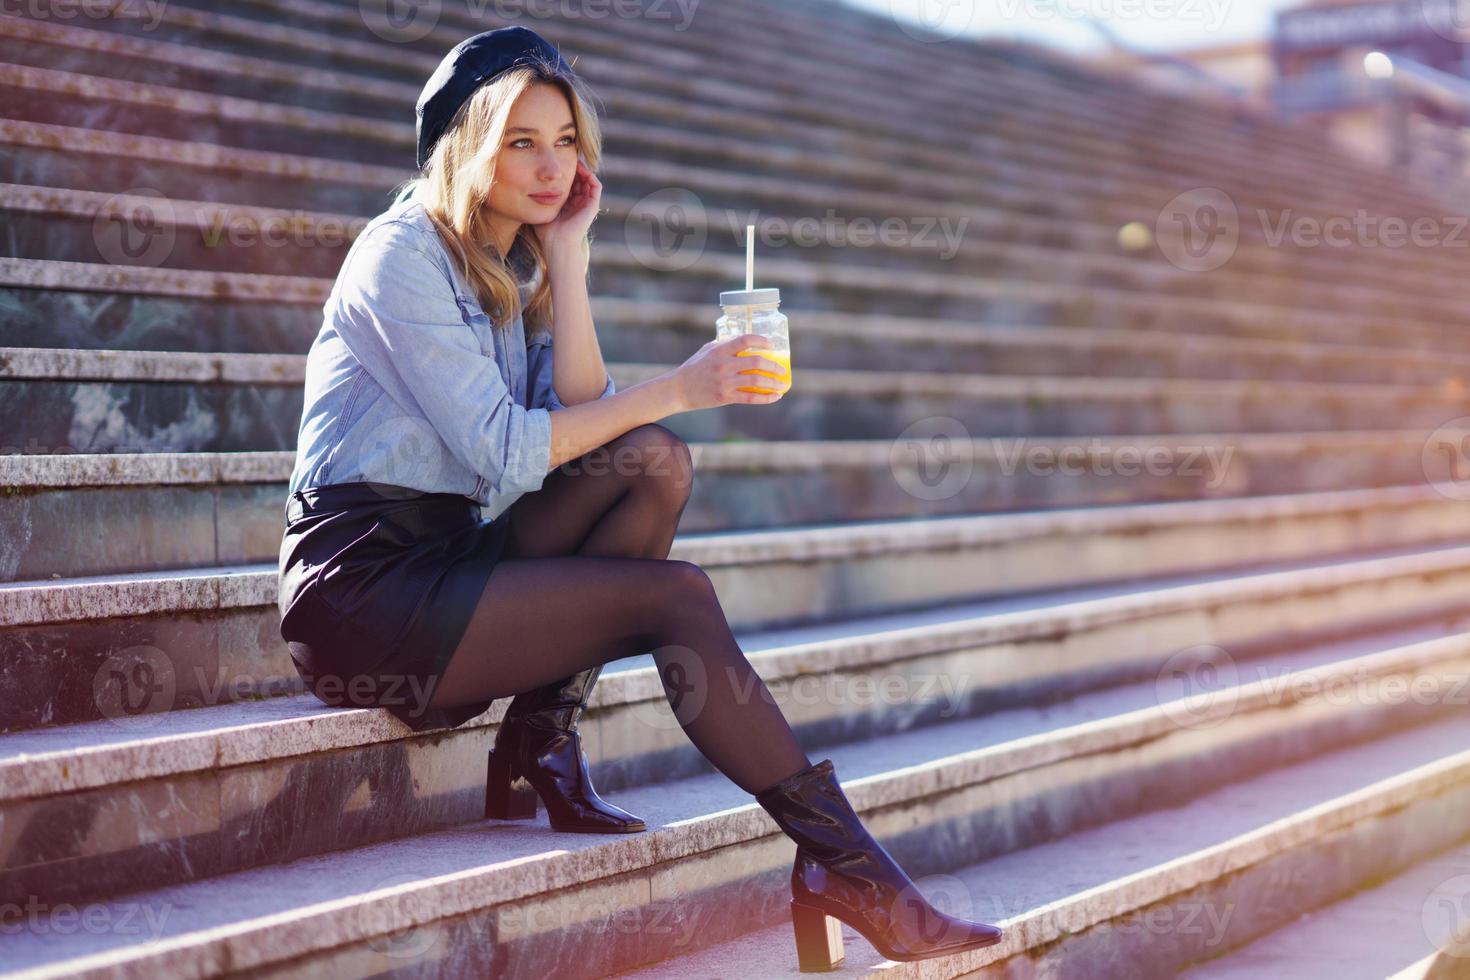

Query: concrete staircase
left=4, top=0, right=1470, bottom=975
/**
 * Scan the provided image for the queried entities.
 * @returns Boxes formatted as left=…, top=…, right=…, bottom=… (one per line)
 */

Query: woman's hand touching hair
left=534, top=157, right=601, bottom=256
left=668, top=334, right=787, bottom=412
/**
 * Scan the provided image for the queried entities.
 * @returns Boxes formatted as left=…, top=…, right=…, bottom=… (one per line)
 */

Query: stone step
left=5, top=180, right=1463, bottom=337
left=4, top=427, right=1451, bottom=580
left=9, top=217, right=1465, bottom=359
left=10, top=222, right=1470, bottom=363
left=1, top=15, right=1460, bottom=315
left=580, top=246, right=1465, bottom=346
left=5, top=623, right=1469, bottom=977
left=11, top=259, right=1469, bottom=384
left=7, top=342, right=1470, bottom=455
left=5, top=483, right=1470, bottom=730
left=1177, top=839, right=1470, bottom=977
left=5, top=545, right=1470, bottom=906
left=616, top=709, right=1470, bottom=979
left=589, top=298, right=1470, bottom=386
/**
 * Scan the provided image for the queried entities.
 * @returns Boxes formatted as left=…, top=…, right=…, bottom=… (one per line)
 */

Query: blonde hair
left=390, top=56, right=604, bottom=338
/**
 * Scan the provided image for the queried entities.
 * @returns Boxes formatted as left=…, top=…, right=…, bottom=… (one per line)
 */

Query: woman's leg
left=426, top=424, right=813, bottom=795
left=500, top=422, right=694, bottom=563
left=488, top=422, right=694, bottom=734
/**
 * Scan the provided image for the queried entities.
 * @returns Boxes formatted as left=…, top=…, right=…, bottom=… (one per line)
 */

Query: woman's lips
left=530, top=192, right=562, bottom=204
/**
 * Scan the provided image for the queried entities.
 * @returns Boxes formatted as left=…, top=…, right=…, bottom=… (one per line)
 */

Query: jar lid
left=720, top=287, right=781, bottom=306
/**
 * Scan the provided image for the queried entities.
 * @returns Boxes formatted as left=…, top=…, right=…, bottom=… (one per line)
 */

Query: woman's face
left=487, top=83, right=579, bottom=230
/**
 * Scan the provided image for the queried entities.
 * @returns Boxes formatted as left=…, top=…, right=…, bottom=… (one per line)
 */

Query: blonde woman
left=277, top=26, right=1003, bottom=970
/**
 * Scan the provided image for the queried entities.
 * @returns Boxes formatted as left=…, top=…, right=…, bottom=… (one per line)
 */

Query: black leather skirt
left=277, top=481, right=512, bottom=731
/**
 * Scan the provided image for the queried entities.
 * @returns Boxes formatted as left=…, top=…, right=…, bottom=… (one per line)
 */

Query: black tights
left=424, top=423, right=813, bottom=796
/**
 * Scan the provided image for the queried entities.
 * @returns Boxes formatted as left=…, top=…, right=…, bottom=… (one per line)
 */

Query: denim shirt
left=287, top=197, right=616, bottom=522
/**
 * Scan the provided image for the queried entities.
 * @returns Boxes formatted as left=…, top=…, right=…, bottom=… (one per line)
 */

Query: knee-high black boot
left=483, top=665, right=647, bottom=833
left=755, top=758, right=1005, bottom=971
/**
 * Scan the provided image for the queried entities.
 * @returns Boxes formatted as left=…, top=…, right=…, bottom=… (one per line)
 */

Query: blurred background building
left=1087, top=0, right=1470, bottom=192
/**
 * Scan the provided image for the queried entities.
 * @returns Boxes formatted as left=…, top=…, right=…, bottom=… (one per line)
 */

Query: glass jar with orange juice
left=716, top=287, right=791, bottom=395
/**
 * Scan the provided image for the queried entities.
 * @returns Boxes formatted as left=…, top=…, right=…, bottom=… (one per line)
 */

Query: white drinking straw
left=745, top=223, right=754, bottom=292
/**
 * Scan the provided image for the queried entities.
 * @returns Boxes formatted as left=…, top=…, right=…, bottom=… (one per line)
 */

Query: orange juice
left=735, top=347, right=792, bottom=394
left=718, top=286, right=790, bottom=397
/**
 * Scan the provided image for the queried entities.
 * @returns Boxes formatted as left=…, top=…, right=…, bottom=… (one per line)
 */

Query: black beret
left=415, top=26, right=573, bottom=170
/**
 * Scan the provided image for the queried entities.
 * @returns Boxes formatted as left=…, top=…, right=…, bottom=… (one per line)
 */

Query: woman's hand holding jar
left=667, top=335, right=789, bottom=412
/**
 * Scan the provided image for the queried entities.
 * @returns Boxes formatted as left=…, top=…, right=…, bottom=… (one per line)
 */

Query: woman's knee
left=612, top=424, right=693, bottom=504
left=655, top=559, right=720, bottom=609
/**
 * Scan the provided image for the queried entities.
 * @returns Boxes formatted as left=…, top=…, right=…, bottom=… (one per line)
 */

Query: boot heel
left=790, top=900, right=844, bottom=972
left=484, top=747, right=538, bottom=820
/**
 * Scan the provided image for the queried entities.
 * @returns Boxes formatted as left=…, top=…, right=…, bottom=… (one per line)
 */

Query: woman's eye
left=509, top=136, right=577, bottom=148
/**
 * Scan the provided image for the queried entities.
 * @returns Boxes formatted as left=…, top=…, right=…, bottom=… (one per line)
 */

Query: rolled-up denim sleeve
left=526, top=326, right=616, bottom=412
left=333, top=223, right=552, bottom=496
